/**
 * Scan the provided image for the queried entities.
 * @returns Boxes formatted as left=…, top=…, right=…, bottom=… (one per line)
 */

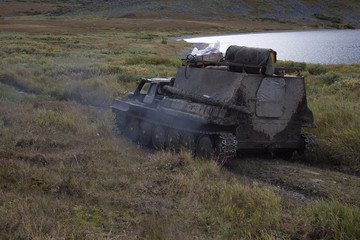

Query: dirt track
left=227, top=157, right=360, bottom=206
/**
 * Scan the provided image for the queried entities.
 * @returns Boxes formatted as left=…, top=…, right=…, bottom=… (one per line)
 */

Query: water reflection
left=183, top=29, right=360, bottom=64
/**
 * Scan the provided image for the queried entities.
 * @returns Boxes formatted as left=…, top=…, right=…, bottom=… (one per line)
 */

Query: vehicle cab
left=129, top=77, right=173, bottom=106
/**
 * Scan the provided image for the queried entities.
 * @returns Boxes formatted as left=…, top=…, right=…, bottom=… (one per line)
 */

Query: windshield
left=140, top=82, right=151, bottom=94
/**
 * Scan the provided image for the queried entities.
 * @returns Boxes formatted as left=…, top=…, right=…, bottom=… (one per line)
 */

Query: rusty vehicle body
left=112, top=45, right=316, bottom=159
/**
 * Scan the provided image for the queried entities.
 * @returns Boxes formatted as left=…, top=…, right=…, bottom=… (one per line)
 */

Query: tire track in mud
left=226, top=157, right=360, bottom=205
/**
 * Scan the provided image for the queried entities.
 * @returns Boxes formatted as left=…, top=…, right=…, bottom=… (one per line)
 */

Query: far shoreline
left=172, top=28, right=359, bottom=41
left=177, top=29, right=360, bottom=65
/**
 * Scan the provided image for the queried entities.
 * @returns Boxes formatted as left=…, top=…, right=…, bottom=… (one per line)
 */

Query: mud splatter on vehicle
left=112, top=45, right=316, bottom=160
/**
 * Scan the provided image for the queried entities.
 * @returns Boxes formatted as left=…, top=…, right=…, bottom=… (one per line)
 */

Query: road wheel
left=139, top=122, right=152, bottom=146
left=114, top=111, right=127, bottom=128
left=196, top=135, right=215, bottom=159
left=167, top=129, right=181, bottom=152
left=181, top=133, right=196, bottom=153
left=127, top=118, right=139, bottom=142
left=276, top=149, right=294, bottom=160
left=152, top=126, right=166, bottom=150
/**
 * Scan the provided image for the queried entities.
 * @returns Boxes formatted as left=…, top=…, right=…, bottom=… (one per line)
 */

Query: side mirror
left=128, top=92, right=134, bottom=98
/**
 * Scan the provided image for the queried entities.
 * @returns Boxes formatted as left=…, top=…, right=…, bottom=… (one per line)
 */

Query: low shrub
left=316, top=71, right=341, bottom=85
left=344, top=24, right=355, bottom=29
left=342, top=79, right=360, bottom=91
left=307, top=64, right=328, bottom=75
left=161, top=37, right=167, bottom=44
left=313, top=13, right=342, bottom=24
left=105, top=65, right=124, bottom=74
left=326, top=81, right=342, bottom=94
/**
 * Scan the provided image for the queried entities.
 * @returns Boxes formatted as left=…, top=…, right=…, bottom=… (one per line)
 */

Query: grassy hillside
left=0, top=1, right=360, bottom=239
left=52, top=0, right=360, bottom=28
left=1, top=27, right=360, bottom=239
left=1, top=0, right=359, bottom=30
left=0, top=0, right=89, bottom=17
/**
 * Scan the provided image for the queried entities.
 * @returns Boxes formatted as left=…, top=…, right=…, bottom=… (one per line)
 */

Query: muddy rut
left=227, top=157, right=360, bottom=206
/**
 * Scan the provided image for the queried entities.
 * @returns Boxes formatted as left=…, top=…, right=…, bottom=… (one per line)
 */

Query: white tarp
left=191, top=41, right=220, bottom=56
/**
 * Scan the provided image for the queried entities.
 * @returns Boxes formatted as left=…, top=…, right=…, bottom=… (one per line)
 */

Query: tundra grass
left=1, top=98, right=359, bottom=239
left=303, top=63, right=360, bottom=172
left=0, top=32, right=185, bottom=106
left=0, top=25, right=360, bottom=238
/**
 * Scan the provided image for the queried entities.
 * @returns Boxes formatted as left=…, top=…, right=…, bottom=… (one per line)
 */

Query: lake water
left=183, top=29, right=360, bottom=64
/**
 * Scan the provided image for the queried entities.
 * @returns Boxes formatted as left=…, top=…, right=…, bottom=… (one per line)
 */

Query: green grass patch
left=307, top=64, right=328, bottom=75
left=124, top=55, right=181, bottom=66
left=306, top=200, right=360, bottom=239
left=35, top=108, right=86, bottom=133
left=306, top=64, right=360, bottom=169
left=313, top=13, right=342, bottom=23
left=0, top=83, right=23, bottom=101
left=315, top=71, right=341, bottom=85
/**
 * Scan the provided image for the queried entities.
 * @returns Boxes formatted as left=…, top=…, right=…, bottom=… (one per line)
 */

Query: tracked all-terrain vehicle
left=112, top=45, right=316, bottom=159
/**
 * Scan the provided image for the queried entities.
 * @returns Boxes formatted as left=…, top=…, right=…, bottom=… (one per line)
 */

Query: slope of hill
left=52, top=0, right=360, bottom=28
left=0, top=0, right=359, bottom=29
left=0, top=1, right=360, bottom=239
